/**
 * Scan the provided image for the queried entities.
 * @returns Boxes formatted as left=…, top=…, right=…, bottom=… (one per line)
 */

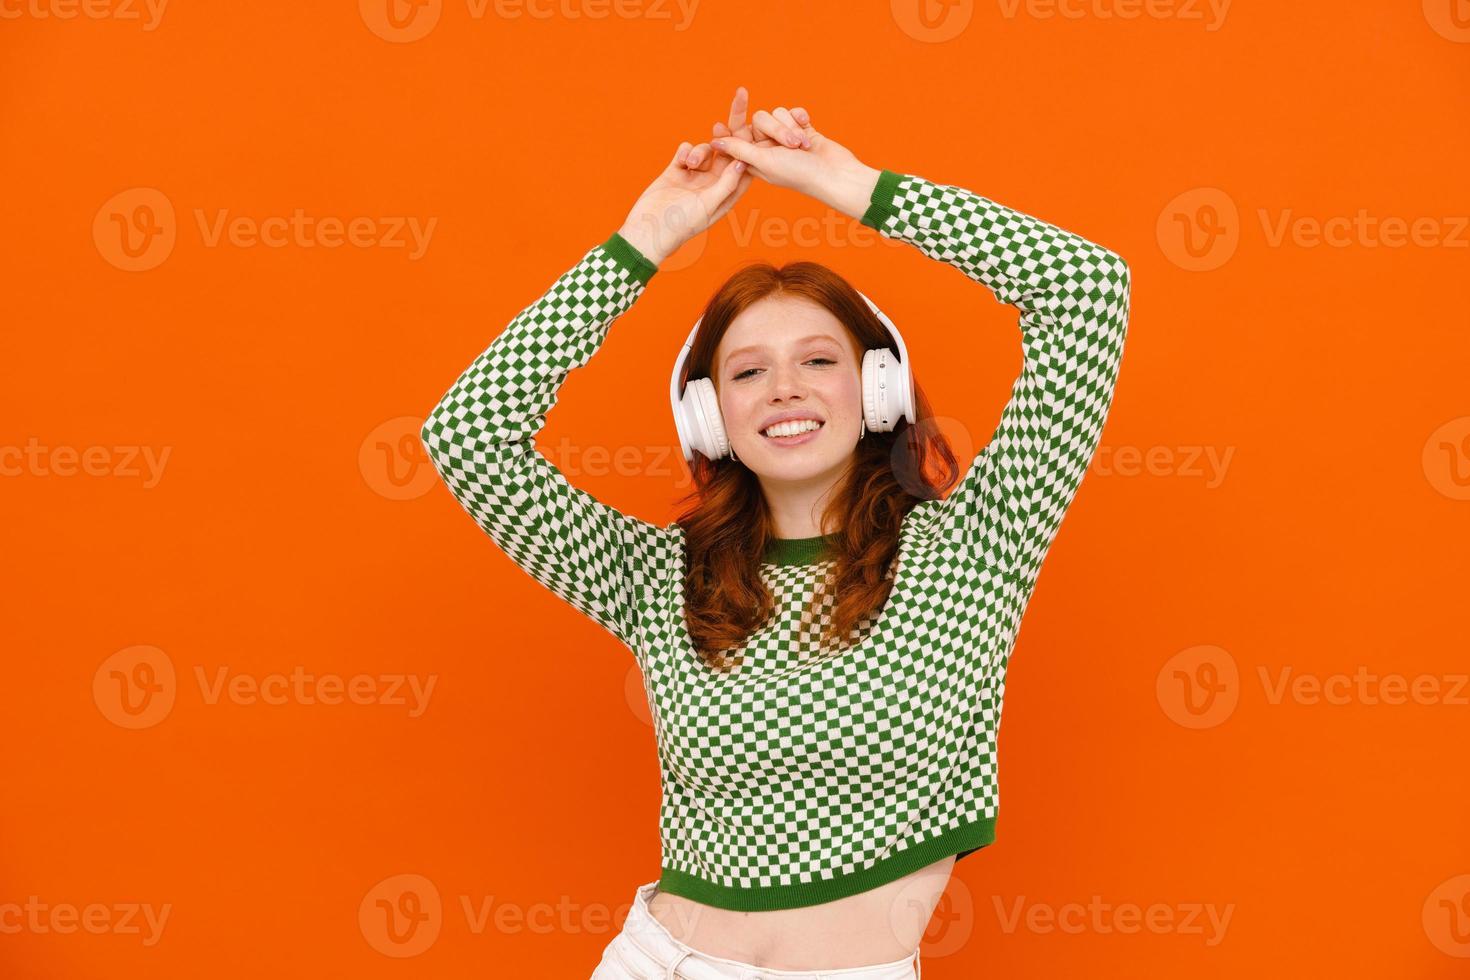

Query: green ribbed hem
left=656, top=816, right=995, bottom=911
left=859, top=168, right=907, bottom=232
left=602, top=231, right=659, bottom=285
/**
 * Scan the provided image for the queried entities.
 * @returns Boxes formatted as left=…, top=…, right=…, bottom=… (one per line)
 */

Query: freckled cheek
left=722, top=391, right=762, bottom=432
left=821, top=377, right=862, bottom=420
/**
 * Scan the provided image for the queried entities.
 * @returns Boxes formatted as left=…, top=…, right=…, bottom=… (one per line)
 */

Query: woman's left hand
left=707, top=104, right=880, bottom=218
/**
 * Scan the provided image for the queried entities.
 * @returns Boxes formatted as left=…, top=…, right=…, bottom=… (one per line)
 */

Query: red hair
left=673, top=260, right=961, bottom=671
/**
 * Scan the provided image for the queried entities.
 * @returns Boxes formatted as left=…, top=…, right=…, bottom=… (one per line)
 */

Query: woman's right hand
left=616, top=87, right=765, bottom=267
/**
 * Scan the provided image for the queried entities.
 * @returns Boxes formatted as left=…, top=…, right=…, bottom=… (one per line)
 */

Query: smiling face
left=711, top=293, right=866, bottom=489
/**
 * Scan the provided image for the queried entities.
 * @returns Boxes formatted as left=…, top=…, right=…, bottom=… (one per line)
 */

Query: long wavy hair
left=673, top=260, right=961, bottom=671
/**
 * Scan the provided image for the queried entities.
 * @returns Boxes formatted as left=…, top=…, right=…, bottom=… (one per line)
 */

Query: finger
left=710, top=135, right=765, bottom=168
left=685, top=141, right=714, bottom=170
left=753, top=109, right=803, bottom=149
left=671, top=141, right=693, bottom=170
left=773, top=107, right=809, bottom=148
left=700, top=157, right=747, bottom=208
left=728, top=85, right=749, bottom=135
left=722, top=119, right=776, bottom=148
left=790, top=106, right=812, bottom=129
left=713, top=121, right=731, bottom=139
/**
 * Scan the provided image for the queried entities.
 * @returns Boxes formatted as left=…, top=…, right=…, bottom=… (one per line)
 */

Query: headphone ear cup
left=862, top=347, right=902, bottom=433
left=687, top=377, right=730, bottom=460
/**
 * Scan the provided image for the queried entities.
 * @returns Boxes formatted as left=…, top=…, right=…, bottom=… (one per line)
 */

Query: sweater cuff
left=602, top=231, right=659, bottom=286
left=859, top=169, right=907, bottom=232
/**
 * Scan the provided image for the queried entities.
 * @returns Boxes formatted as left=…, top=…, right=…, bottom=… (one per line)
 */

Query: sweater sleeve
left=859, top=170, right=1131, bottom=591
left=419, top=231, right=664, bottom=650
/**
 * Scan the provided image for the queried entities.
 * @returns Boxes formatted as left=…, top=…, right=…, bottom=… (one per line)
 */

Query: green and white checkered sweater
left=421, top=169, right=1131, bottom=911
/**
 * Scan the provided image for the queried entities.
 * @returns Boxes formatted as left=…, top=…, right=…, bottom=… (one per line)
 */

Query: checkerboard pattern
left=420, top=170, right=1130, bottom=911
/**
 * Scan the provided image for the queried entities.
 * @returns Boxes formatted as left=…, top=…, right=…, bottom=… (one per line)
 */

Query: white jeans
left=590, top=880, right=922, bottom=980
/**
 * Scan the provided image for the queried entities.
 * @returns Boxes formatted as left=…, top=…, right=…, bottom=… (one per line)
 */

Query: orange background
left=3, top=1, right=1468, bottom=976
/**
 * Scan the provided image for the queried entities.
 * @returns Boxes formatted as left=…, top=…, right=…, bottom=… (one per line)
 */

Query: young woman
left=420, top=87, right=1131, bottom=979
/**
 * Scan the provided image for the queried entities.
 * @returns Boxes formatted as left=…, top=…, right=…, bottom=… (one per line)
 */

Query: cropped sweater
left=420, top=169, right=1131, bottom=911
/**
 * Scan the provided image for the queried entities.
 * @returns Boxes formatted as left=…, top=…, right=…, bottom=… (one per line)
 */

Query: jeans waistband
left=616, top=880, right=921, bottom=980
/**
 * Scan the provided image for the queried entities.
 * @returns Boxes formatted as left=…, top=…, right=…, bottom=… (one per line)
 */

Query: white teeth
left=762, top=419, right=822, bottom=438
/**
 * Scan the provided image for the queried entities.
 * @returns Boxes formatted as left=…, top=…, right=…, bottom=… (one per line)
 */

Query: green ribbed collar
left=762, top=533, right=842, bottom=566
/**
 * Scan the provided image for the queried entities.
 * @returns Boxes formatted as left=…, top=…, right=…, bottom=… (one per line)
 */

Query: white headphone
left=670, top=290, right=916, bottom=463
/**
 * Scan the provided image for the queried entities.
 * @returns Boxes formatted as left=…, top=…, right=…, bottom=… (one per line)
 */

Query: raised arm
left=419, top=130, right=754, bottom=650
left=858, top=169, right=1131, bottom=591
left=419, top=234, right=666, bottom=650
left=710, top=116, right=1130, bottom=595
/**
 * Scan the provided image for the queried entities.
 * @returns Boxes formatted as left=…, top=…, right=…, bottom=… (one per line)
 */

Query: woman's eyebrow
left=722, top=334, right=841, bottom=361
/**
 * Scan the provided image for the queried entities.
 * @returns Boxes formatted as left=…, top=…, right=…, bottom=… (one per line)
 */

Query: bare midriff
left=644, top=854, right=955, bottom=971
